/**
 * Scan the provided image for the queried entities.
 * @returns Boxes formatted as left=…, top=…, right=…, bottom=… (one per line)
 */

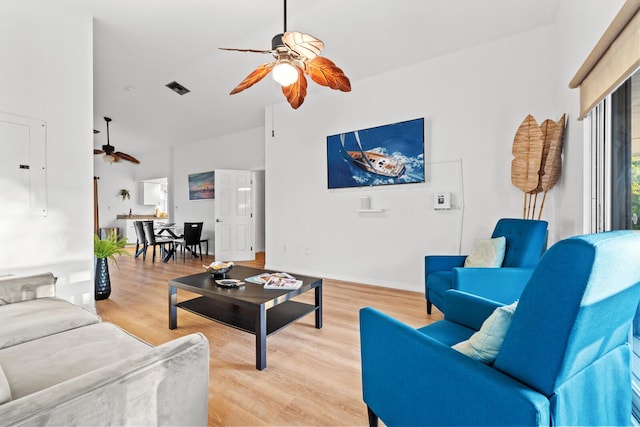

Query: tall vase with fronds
left=511, top=114, right=566, bottom=219
left=94, top=233, right=129, bottom=300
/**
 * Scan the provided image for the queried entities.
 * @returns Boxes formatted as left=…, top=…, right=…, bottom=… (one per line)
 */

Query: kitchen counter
left=116, top=214, right=161, bottom=220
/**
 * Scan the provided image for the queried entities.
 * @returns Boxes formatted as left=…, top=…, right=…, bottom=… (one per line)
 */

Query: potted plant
left=94, top=233, right=129, bottom=300
left=120, top=189, right=131, bottom=200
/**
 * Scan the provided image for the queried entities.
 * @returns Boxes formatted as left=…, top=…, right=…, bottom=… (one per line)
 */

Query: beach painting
left=188, top=171, right=215, bottom=200
left=326, top=118, right=425, bottom=189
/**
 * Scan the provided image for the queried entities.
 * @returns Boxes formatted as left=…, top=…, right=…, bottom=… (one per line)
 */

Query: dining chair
left=133, top=221, right=148, bottom=260
left=142, top=220, right=174, bottom=263
left=174, top=222, right=204, bottom=262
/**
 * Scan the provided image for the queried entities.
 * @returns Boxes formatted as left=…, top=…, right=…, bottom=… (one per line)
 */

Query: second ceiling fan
left=220, top=0, right=351, bottom=109
left=93, top=117, right=140, bottom=164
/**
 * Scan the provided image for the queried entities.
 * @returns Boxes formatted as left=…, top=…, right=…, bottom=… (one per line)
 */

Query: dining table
left=154, top=223, right=181, bottom=262
left=154, top=223, right=180, bottom=238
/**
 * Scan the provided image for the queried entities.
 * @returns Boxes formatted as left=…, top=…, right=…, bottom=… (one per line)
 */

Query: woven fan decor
left=511, top=114, right=566, bottom=219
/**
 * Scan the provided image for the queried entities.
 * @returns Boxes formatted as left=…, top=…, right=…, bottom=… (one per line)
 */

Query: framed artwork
left=188, top=171, right=215, bottom=200
left=326, top=118, right=425, bottom=189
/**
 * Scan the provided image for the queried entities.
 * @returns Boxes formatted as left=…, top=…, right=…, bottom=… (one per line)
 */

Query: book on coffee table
left=264, top=276, right=303, bottom=290
left=245, top=272, right=294, bottom=285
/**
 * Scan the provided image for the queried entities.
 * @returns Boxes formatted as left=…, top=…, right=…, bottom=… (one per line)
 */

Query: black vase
left=95, top=257, right=111, bottom=300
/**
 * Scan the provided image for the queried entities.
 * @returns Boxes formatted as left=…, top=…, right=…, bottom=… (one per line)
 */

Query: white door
left=214, top=169, right=255, bottom=261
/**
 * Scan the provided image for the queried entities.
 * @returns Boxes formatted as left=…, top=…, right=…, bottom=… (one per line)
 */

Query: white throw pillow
left=452, top=301, right=518, bottom=364
left=0, top=363, right=11, bottom=404
left=464, top=236, right=506, bottom=268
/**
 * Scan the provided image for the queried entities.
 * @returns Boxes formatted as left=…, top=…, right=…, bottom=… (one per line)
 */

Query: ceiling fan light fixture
left=219, top=0, right=350, bottom=108
left=272, top=59, right=298, bottom=86
left=103, top=154, right=116, bottom=164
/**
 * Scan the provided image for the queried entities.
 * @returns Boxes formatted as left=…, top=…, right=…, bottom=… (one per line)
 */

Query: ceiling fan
left=93, top=117, right=140, bottom=164
left=220, top=0, right=351, bottom=109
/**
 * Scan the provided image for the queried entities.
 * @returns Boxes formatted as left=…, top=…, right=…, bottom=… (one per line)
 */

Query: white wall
left=265, top=25, right=558, bottom=292
left=172, top=127, right=265, bottom=253
left=264, top=1, right=631, bottom=292
left=253, top=170, right=266, bottom=252
left=0, top=1, right=95, bottom=310
left=95, top=160, right=150, bottom=226
left=95, top=147, right=171, bottom=231
left=552, top=0, right=627, bottom=239
left=96, top=127, right=265, bottom=255
left=88, top=0, right=629, bottom=296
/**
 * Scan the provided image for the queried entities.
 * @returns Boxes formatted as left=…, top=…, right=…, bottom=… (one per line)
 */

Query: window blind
left=569, top=0, right=640, bottom=119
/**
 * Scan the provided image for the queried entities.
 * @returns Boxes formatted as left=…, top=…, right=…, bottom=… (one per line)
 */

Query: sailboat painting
left=326, top=118, right=425, bottom=189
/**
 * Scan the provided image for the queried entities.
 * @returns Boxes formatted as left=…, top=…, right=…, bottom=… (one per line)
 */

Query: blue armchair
left=361, top=231, right=640, bottom=426
left=425, top=218, right=548, bottom=314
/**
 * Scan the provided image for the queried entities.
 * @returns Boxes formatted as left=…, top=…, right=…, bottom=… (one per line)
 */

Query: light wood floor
left=97, top=249, right=442, bottom=426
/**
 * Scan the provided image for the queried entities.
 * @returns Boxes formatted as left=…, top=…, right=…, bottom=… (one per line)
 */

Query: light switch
left=434, top=192, right=451, bottom=210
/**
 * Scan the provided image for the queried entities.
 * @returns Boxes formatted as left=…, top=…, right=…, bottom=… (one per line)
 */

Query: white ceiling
left=51, top=0, right=560, bottom=155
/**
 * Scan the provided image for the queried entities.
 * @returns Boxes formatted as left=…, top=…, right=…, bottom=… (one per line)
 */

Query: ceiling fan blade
left=305, top=56, right=351, bottom=92
left=281, top=68, right=307, bottom=109
left=282, top=32, right=324, bottom=61
left=230, top=63, right=275, bottom=95
left=94, top=149, right=105, bottom=155
left=114, top=151, right=140, bottom=164
left=219, top=47, right=273, bottom=54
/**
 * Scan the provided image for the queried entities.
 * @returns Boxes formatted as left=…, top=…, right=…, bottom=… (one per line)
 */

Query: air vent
left=166, top=81, right=191, bottom=95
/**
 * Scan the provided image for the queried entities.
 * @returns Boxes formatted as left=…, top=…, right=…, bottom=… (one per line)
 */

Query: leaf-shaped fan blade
left=94, top=149, right=104, bottom=155
left=219, top=47, right=273, bottom=54
left=540, top=114, right=565, bottom=191
left=305, top=56, right=351, bottom=92
left=230, top=63, right=274, bottom=95
left=282, top=32, right=324, bottom=61
left=281, top=68, right=307, bottom=109
left=511, top=115, right=544, bottom=193
left=115, top=151, right=140, bottom=164
left=532, top=119, right=556, bottom=194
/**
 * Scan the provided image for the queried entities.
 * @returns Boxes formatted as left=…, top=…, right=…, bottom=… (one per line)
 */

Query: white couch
left=0, top=272, right=209, bottom=426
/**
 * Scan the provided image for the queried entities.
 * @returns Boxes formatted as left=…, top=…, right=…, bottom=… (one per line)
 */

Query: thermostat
left=434, top=192, right=451, bottom=210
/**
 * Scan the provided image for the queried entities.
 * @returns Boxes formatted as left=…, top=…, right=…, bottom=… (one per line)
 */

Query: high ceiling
left=51, top=0, right=560, bottom=155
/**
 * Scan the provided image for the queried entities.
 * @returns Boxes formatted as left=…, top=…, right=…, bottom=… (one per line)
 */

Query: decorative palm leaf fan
left=511, top=115, right=544, bottom=219
left=535, top=114, right=566, bottom=219
left=511, top=114, right=565, bottom=219
left=220, top=0, right=351, bottom=109
left=93, top=117, right=140, bottom=164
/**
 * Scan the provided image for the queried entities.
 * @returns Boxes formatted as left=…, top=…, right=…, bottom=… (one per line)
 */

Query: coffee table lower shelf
left=169, top=268, right=322, bottom=370
left=176, top=296, right=317, bottom=336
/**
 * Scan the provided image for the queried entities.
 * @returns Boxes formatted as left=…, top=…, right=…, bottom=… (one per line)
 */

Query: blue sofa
left=362, top=231, right=640, bottom=426
left=425, top=218, right=548, bottom=314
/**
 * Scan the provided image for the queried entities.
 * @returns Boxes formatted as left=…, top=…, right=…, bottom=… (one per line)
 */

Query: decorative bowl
left=204, top=261, right=234, bottom=278
left=215, top=279, right=244, bottom=288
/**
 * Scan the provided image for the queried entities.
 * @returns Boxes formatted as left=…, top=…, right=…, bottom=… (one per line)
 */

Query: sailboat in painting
left=341, top=132, right=405, bottom=178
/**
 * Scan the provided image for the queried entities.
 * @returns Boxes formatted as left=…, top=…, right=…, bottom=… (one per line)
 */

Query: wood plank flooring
left=96, top=249, right=443, bottom=426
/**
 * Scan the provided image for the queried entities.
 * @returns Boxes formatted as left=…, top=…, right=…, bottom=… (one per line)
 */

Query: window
left=589, top=68, right=640, bottom=422
left=574, top=3, right=640, bottom=421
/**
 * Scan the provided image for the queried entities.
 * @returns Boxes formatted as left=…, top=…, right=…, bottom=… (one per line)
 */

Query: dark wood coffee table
left=168, top=265, right=322, bottom=370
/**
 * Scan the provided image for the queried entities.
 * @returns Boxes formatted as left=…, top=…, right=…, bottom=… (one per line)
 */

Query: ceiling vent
left=166, top=81, right=191, bottom=95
